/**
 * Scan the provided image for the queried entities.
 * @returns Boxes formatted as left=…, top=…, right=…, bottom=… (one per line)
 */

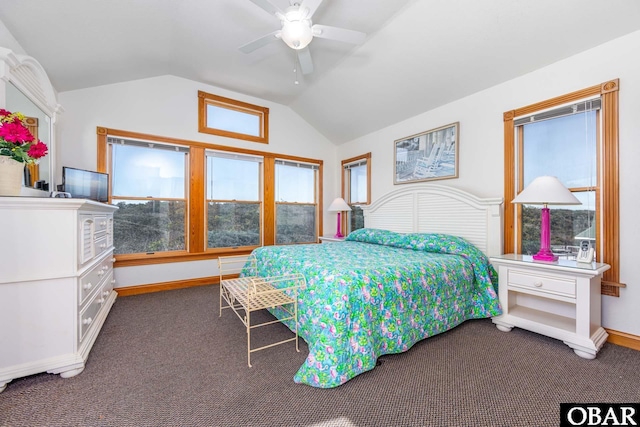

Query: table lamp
left=328, top=197, right=352, bottom=238
left=512, top=176, right=581, bottom=261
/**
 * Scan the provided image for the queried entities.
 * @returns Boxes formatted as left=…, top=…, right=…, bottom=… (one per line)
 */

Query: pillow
left=345, top=228, right=406, bottom=247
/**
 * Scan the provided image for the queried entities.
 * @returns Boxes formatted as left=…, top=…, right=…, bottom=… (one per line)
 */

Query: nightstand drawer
left=508, top=269, right=576, bottom=297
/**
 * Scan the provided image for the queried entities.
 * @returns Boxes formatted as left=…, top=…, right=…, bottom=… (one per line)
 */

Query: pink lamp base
left=334, top=212, right=344, bottom=238
left=533, top=206, right=558, bottom=262
left=532, top=250, right=558, bottom=262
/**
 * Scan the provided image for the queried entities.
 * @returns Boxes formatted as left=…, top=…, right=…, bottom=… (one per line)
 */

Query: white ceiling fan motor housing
left=280, top=7, right=313, bottom=49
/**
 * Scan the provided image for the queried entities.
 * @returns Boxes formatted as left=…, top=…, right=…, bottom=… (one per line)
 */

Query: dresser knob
left=83, top=282, right=92, bottom=290
left=111, top=258, right=116, bottom=263
left=534, top=281, right=543, bottom=288
left=111, top=279, right=116, bottom=284
left=82, top=317, right=93, bottom=325
left=103, top=290, right=110, bottom=297
left=98, top=270, right=104, bottom=276
left=97, top=298, right=105, bottom=304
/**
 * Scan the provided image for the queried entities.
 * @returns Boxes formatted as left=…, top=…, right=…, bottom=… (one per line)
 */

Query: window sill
left=114, top=247, right=257, bottom=267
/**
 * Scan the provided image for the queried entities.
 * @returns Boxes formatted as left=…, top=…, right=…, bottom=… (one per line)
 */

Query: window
left=275, top=159, right=319, bottom=244
left=198, top=91, right=269, bottom=144
left=206, top=151, right=263, bottom=248
left=504, top=79, right=622, bottom=296
left=342, top=153, right=371, bottom=233
left=517, top=102, right=598, bottom=257
left=108, top=138, right=189, bottom=255
left=97, top=127, right=323, bottom=266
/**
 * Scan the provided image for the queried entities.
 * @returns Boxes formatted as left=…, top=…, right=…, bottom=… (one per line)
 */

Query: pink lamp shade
left=328, top=197, right=352, bottom=238
left=512, top=176, right=581, bottom=261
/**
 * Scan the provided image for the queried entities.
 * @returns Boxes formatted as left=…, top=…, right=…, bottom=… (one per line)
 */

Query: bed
left=247, top=184, right=504, bottom=388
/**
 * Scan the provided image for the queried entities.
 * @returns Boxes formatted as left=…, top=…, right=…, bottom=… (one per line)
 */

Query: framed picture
left=393, top=122, right=459, bottom=184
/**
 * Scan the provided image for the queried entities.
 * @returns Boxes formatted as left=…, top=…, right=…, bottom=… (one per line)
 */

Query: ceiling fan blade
left=312, top=24, right=367, bottom=45
left=239, top=30, right=282, bottom=54
left=297, top=47, right=314, bottom=75
left=298, top=0, right=323, bottom=19
left=249, top=0, right=285, bottom=19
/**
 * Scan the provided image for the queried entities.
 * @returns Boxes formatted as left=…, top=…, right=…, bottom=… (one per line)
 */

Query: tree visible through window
left=503, top=79, right=622, bottom=296
left=275, top=160, right=318, bottom=244
left=98, top=127, right=324, bottom=266
left=109, top=139, right=188, bottom=255
left=517, top=105, right=598, bottom=257
left=206, top=151, right=262, bottom=248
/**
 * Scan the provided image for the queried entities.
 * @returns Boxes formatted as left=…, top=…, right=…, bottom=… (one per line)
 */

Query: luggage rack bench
left=218, top=255, right=305, bottom=367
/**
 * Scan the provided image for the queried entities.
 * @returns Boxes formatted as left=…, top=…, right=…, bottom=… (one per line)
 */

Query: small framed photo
left=393, top=122, right=459, bottom=184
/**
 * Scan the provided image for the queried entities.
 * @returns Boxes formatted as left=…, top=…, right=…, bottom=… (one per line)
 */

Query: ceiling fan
left=239, top=0, right=367, bottom=75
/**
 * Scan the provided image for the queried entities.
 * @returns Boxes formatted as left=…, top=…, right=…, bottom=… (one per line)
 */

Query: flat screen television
left=61, top=167, right=109, bottom=202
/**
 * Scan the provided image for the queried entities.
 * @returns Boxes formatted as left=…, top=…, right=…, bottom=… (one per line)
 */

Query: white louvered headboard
left=362, top=184, right=504, bottom=256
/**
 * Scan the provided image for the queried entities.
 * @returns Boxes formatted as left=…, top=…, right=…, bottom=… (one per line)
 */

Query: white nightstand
left=319, top=235, right=346, bottom=243
left=490, top=254, right=610, bottom=359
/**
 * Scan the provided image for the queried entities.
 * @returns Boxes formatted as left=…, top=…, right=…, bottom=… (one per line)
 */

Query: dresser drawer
left=94, top=235, right=109, bottom=259
left=79, top=283, right=110, bottom=343
left=103, top=271, right=116, bottom=294
left=78, top=255, right=113, bottom=306
left=94, top=215, right=109, bottom=236
left=507, top=269, right=576, bottom=297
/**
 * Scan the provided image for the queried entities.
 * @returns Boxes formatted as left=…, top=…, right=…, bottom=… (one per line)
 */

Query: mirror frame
left=0, top=47, right=63, bottom=196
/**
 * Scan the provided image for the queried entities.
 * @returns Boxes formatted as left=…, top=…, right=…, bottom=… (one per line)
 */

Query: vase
left=0, top=156, right=25, bottom=196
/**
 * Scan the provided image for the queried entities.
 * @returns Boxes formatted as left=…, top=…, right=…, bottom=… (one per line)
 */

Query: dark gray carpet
left=1, top=285, right=639, bottom=427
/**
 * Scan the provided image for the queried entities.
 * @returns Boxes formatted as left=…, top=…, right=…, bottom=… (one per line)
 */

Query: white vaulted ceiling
left=1, top=0, right=639, bottom=144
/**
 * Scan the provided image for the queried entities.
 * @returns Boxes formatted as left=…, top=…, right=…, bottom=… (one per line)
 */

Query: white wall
left=338, top=30, right=640, bottom=336
left=0, top=21, right=26, bottom=56
left=57, top=75, right=338, bottom=288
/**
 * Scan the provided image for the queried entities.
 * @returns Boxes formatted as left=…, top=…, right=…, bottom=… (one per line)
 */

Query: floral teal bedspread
left=246, top=228, right=502, bottom=388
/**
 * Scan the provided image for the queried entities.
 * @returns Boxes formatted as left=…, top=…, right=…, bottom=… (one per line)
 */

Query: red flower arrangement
left=0, top=108, right=48, bottom=164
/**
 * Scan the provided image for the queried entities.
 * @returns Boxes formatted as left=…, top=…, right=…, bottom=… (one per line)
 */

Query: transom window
left=198, top=91, right=269, bottom=144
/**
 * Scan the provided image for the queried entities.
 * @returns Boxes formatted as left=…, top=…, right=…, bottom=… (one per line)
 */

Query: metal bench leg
left=294, top=299, right=300, bottom=353
left=219, top=284, right=223, bottom=318
left=246, top=310, right=252, bottom=368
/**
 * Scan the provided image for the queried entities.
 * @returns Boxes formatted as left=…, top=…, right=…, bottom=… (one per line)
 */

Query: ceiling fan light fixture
left=281, top=18, right=313, bottom=50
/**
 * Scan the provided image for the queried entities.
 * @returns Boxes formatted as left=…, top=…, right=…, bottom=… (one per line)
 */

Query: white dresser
left=0, top=197, right=118, bottom=392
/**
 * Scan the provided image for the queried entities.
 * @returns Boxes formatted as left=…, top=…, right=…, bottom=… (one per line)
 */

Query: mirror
left=0, top=47, right=60, bottom=197
left=5, top=82, right=52, bottom=191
